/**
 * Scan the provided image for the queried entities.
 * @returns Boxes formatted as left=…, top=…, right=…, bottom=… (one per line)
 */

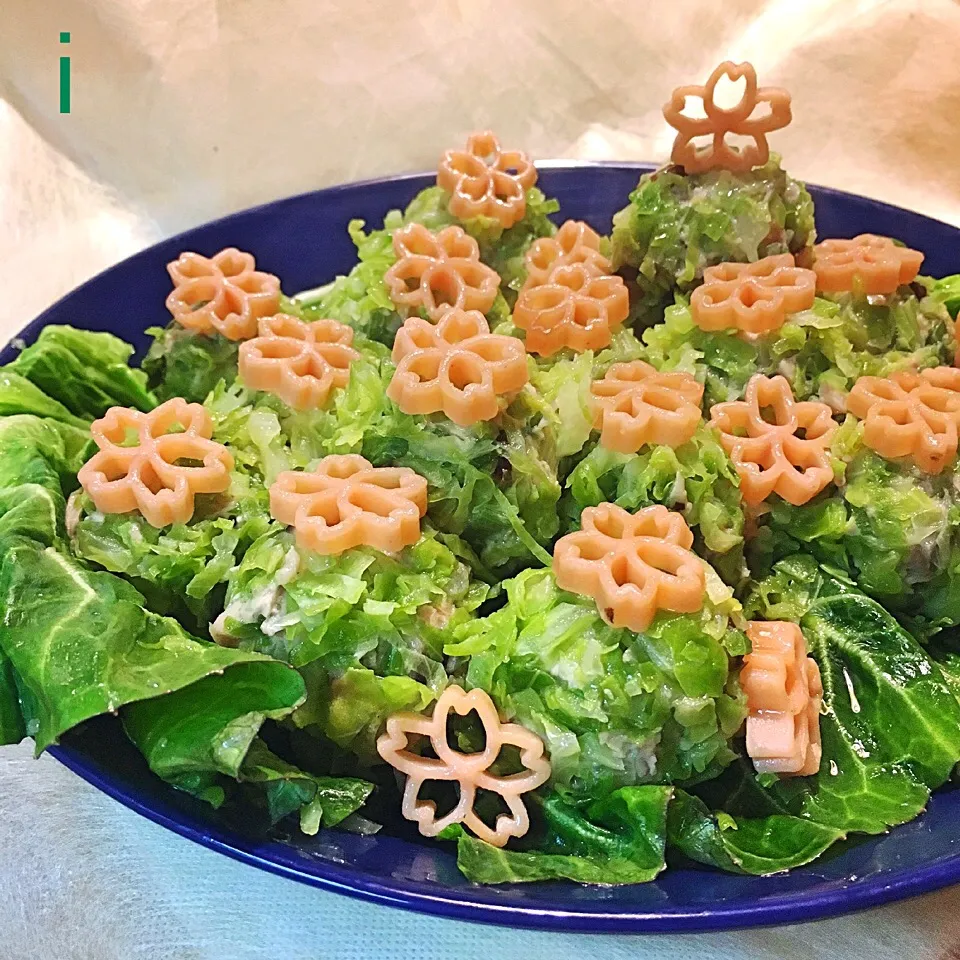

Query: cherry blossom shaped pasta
left=847, top=367, right=960, bottom=474
left=553, top=503, right=705, bottom=633
left=524, top=220, right=612, bottom=289
left=691, top=254, right=817, bottom=335
left=591, top=360, right=704, bottom=454
left=813, top=234, right=924, bottom=296
left=377, top=685, right=550, bottom=847
left=388, top=309, right=528, bottom=427
left=741, top=621, right=823, bottom=777
left=384, top=223, right=501, bottom=322
left=513, top=263, right=629, bottom=358
left=270, top=455, right=428, bottom=556
left=437, top=131, right=538, bottom=230
left=77, top=398, right=234, bottom=528
left=238, top=314, right=357, bottom=411
left=709, top=375, right=836, bottom=506
left=663, top=61, right=792, bottom=174
left=166, top=247, right=281, bottom=341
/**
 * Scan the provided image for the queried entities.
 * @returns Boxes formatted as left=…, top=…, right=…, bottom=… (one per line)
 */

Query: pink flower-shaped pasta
left=813, top=235, right=924, bottom=296
left=166, top=247, right=280, bottom=341
left=377, top=685, right=550, bottom=847
left=524, top=220, right=612, bottom=289
left=238, top=314, right=357, bottom=410
left=741, top=621, right=823, bottom=777
left=847, top=367, right=960, bottom=474
left=437, top=131, right=538, bottom=229
left=663, top=61, right=792, bottom=174
left=691, top=254, right=817, bottom=335
left=384, top=223, right=500, bottom=322
left=513, top=263, right=629, bottom=357
left=709, top=375, right=836, bottom=506
left=270, top=455, right=428, bottom=556
left=553, top=503, right=705, bottom=633
left=388, top=309, right=528, bottom=426
left=591, top=361, right=704, bottom=453
left=77, top=398, right=234, bottom=528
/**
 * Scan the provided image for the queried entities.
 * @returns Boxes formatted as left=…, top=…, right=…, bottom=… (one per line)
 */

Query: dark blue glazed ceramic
left=10, top=164, right=960, bottom=932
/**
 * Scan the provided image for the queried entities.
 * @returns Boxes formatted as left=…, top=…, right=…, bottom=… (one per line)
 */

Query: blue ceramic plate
left=11, top=164, right=960, bottom=933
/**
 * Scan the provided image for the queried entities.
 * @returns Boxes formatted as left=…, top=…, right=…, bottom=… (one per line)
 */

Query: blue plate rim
left=10, top=161, right=959, bottom=356
left=14, top=162, right=960, bottom=933
left=47, top=739, right=960, bottom=933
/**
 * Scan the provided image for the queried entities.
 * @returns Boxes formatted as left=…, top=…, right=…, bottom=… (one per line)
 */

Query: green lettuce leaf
left=237, top=740, right=373, bottom=831
left=674, top=589, right=960, bottom=874
left=142, top=323, right=241, bottom=403
left=790, top=593, right=960, bottom=821
left=72, top=494, right=274, bottom=627
left=362, top=406, right=554, bottom=576
left=0, top=370, right=89, bottom=428
left=0, top=536, right=302, bottom=753
left=0, top=414, right=92, bottom=545
left=458, top=785, right=672, bottom=885
left=7, top=326, right=155, bottom=419
left=667, top=790, right=843, bottom=875
left=743, top=554, right=852, bottom=623
left=451, top=567, right=746, bottom=792
left=0, top=652, right=25, bottom=745
left=611, top=157, right=815, bottom=325
left=932, top=273, right=960, bottom=319
left=122, top=661, right=305, bottom=806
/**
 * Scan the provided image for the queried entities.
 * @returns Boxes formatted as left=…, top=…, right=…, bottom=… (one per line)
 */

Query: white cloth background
left=2, top=1, right=960, bottom=956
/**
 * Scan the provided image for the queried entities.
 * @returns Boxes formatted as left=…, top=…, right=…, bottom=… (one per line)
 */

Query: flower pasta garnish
left=552, top=503, right=705, bottom=633
left=591, top=360, right=703, bottom=454
left=691, top=254, right=816, bottom=335
left=269, top=455, right=428, bottom=556
left=238, top=314, right=357, bottom=411
left=77, top=399, right=234, bottom=528
left=663, top=61, right=791, bottom=174
left=741, top=621, right=823, bottom=777
left=513, top=263, right=629, bottom=358
left=437, top=131, right=538, bottom=229
left=384, top=223, right=500, bottom=322
left=376, top=685, right=550, bottom=848
left=847, top=367, right=960, bottom=474
left=166, top=247, right=281, bottom=341
left=388, top=309, right=528, bottom=426
left=524, top=220, right=611, bottom=288
left=710, top=375, right=836, bottom=506
left=710, top=374, right=836, bottom=506
left=813, top=234, right=924, bottom=295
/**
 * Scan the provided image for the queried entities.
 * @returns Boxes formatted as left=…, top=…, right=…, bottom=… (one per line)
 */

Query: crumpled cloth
left=3, top=1, right=960, bottom=956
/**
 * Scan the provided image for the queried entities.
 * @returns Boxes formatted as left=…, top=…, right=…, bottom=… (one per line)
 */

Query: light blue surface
left=1, top=742, right=958, bottom=959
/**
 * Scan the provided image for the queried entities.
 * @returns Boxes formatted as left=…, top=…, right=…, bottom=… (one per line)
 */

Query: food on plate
left=611, top=62, right=815, bottom=325
left=4, top=62, right=960, bottom=888
left=740, top=620, right=822, bottom=777
left=166, top=247, right=281, bottom=341
left=238, top=314, right=357, bottom=411
left=709, top=375, right=836, bottom=507
left=387, top=309, right=528, bottom=425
